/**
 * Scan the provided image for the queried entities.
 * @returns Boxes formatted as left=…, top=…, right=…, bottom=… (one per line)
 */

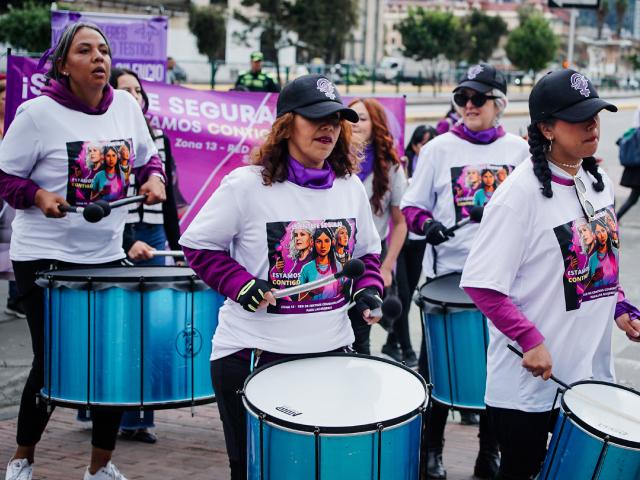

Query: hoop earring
left=545, top=138, right=553, bottom=153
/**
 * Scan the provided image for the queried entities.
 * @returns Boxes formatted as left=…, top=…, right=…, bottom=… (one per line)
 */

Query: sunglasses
left=453, top=91, right=498, bottom=108
left=574, top=176, right=595, bottom=222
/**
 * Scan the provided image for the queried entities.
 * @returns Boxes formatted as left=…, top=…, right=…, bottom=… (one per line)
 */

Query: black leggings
left=13, top=259, right=123, bottom=451
left=617, top=187, right=640, bottom=220
left=487, top=406, right=558, bottom=480
left=386, top=238, right=426, bottom=351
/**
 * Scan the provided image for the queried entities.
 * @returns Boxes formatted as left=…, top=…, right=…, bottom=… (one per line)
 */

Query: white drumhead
left=244, top=356, right=426, bottom=429
left=564, top=382, right=640, bottom=444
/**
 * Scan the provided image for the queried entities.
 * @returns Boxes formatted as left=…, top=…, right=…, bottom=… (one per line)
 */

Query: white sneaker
left=83, top=462, right=128, bottom=480
left=5, top=458, right=32, bottom=480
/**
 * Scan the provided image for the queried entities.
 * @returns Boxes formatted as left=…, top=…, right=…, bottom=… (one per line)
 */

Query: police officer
left=234, top=51, right=280, bottom=92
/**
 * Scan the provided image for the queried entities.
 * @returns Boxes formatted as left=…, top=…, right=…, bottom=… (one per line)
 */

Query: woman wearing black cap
left=401, top=63, right=530, bottom=479
left=179, top=74, right=384, bottom=479
left=461, top=69, right=640, bottom=479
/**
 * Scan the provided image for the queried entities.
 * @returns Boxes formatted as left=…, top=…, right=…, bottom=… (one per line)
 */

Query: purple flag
left=51, top=10, right=168, bottom=82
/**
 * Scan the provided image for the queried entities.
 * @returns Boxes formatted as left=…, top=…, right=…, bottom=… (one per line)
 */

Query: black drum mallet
left=445, top=205, right=484, bottom=235
left=59, top=194, right=147, bottom=223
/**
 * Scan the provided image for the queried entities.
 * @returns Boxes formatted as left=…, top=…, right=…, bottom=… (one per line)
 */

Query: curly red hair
left=349, top=98, right=400, bottom=215
left=251, top=113, right=357, bottom=186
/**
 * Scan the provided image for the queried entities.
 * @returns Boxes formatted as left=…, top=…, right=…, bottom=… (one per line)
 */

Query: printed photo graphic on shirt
left=450, top=164, right=514, bottom=221
left=66, top=139, right=135, bottom=206
left=554, top=206, right=619, bottom=311
left=266, top=218, right=357, bottom=314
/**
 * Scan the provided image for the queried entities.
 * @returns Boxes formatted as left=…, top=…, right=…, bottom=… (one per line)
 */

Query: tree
left=596, top=0, right=609, bottom=39
left=0, top=0, right=50, bottom=15
left=506, top=10, right=558, bottom=74
left=286, top=0, right=359, bottom=64
left=0, top=2, right=51, bottom=53
left=460, top=9, right=508, bottom=64
left=187, top=3, right=226, bottom=61
left=615, top=0, right=628, bottom=38
left=234, top=0, right=294, bottom=83
left=396, top=7, right=464, bottom=62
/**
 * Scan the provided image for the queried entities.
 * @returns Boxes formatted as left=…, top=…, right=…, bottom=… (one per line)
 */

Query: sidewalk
left=0, top=405, right=479, bottom=479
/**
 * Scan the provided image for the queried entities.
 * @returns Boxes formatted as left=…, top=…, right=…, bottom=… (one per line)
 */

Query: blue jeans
left=127, top=223, right=167, bottom=266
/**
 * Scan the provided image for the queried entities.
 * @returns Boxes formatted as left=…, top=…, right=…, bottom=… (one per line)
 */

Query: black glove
left=236, top=278, right=271, bottom=312
left=423, top=219, right=454, bottom=246
left=352, top=287, right=383, bottom=317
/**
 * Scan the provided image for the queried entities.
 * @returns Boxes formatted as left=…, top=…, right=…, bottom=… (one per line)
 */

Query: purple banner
left=51, top=10, right=168, bottom=82
left=4, top=56, right=406, bottom=231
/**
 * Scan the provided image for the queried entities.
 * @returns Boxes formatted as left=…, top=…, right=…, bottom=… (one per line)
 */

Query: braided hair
left=527, top=122, right=604, bottom=198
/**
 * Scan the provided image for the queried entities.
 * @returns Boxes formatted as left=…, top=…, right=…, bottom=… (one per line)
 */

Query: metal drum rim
left=241, top=352, right=428, bottom=435
left=418, top=272, right=476, bottom=309
left=37, top=392, right=217, bottom=410
left=37, top=266, right=204, bottom=283
left=560, top=380, right=640, bottom=449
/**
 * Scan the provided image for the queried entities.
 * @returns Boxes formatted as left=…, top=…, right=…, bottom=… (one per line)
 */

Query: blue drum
left=38, top=266, right=223, bottom=408
left=243, top=353, right=427, bottom=480
left=418, top=273, right=489, bottom=410
left=540, top=381, right=640, bottom=479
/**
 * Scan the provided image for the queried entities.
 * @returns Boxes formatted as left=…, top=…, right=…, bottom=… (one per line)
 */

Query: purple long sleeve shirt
left=402, top=206, right=432, bottom=236
left=463, top=286, right=545, bottom=353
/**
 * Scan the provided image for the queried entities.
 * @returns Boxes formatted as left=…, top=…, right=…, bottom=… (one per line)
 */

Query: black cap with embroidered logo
left=276, top=74, right=359, bottom=123
left=529, top=69, right=617, bottom=124
left=454, top=63, right=507, bottom=95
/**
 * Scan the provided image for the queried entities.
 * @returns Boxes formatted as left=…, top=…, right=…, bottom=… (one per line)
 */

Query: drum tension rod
left=314, top=427, right=321, bottom=480
left=376, top=423, right=384, bottom=480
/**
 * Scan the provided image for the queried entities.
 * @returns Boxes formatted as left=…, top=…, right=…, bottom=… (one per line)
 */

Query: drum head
left=419, top=273, right=474, bottom=308
left=563, top=381, right=640, bottom=447
left=243, top=353, right=427, bottom=433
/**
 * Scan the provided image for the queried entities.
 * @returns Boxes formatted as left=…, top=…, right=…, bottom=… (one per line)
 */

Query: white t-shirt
left=0, top=91, right=157, bottom=263
left=179, top=165, right=382, bottom=360
left=362, top=163, right=407, bottom=239
left=461, top=160, right=619, bottom=412
left=400, top=131, right=530, bottom=277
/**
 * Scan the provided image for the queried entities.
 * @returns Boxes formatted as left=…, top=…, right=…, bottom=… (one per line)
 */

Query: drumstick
left=507, top=345, right=640, bottom=425
left=272, top=259, right=365, bottom=300
left=109, top=194, right=147, bottom=209
left=445, top=206, right=484, bottom=235
left=150, top=250, right=185, bottom=257
left=346, top=295, right=403, bottom=319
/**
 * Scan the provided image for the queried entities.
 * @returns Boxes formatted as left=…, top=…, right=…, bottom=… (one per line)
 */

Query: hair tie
left=36, top=46, right=55, bottom=72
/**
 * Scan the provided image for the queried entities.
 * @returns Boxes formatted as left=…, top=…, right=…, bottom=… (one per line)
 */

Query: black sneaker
left=4, top=304, right=26, bottom=319
left=381, top=342, right=403, bottom=363
left=426, top=450, right=447, bottom=479
left=402, top=349, right=418, bottom=368
left=473, top=449, right=500, bottom=479
left=460, top=412, right=480, bottom=425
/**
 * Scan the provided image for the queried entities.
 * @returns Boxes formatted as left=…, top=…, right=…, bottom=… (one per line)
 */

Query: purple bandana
left=357, top=143, right=375, bottom=181
left=41, top=77, right=114, bottom=115
left=451, top=123, right=506, bottom=145
left=287, top=156, right=335, bottom=189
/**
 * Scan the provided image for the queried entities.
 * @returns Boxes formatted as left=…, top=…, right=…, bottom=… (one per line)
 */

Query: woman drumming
left=348, top=98, right=408, bottom=356
left=401, top=64, right=530, bottom=479
left=179, top=74, right=383, bottom=480
left=0, top=23, right=166, bottom=480
left=461, top=69, right=640, bottom=479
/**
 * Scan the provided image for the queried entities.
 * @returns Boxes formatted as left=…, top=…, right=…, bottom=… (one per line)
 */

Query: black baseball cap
left=454, top=63, right=507, bottom=95
left=276, top=74, right=359, bottom=123
left=529, top=69, right=617, bottom=124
